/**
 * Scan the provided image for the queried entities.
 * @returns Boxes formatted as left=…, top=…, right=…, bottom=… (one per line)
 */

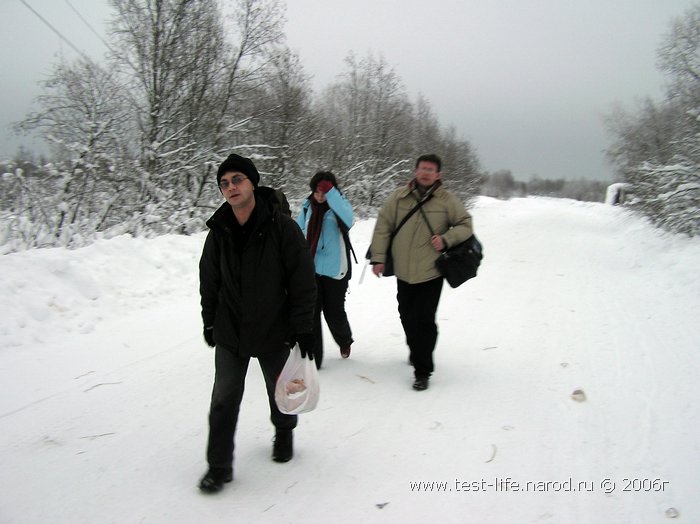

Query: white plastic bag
left=274, top=344, right=320, bottom=414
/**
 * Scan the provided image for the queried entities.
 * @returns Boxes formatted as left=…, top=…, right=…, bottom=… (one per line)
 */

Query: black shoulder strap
left=365, top=187, right=435, bottom=261
left=390, top=190, right=434, bottom=241
left=417, top=204, right=435, bottom=236
left=332, top=211, right=358, bottom=264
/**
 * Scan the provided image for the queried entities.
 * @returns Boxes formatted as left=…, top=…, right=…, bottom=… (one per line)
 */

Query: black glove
left=291, top=333, right=315, bottom=360
left=203, top=326, right=215, bottom=347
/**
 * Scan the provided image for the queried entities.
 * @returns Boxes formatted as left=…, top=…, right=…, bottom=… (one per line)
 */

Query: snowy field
left=1, top=196, right=699, bottom=523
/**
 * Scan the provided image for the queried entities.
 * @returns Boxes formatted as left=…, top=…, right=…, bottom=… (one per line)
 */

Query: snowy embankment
left=1, top=197, right=699, bottom=523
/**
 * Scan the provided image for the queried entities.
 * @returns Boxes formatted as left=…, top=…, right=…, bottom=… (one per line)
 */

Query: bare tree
left=658, top=4, right=700, bottom=101
left=14, top=58, right=135, bottom=245
left=246, top=49, right=319, bottom=192
left=109, top=0, right=226, bottom=229
left=315, top=52, right=415, bottom=210
left=439, top=125, right=481, bottom=203
left=604, top=98, right=680, bottom=172
left=410, top=95, right=443, bottom=155
left=108, top=0, right=286, bottom=232
left=604, top=2, right=700, bottom=236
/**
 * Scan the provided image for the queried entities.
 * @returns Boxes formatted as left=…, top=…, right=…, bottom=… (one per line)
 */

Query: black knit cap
left=216, top=154, right=260, bottom=188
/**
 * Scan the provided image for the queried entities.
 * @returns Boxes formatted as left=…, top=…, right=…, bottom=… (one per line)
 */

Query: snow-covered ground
left=1, top=196, right=699, bottom=523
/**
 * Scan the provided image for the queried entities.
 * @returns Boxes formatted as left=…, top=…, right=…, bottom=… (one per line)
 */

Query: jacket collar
left=207, top=190, right=274, bottom=233
left=397, top=179, right=442, bottom=200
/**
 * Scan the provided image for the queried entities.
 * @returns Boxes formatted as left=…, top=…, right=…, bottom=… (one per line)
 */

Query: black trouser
left=206, top=346, right=297, bottom=470
left=313, top=274, right=353, bottom=368
left=397, top=277, right=444, bottom=379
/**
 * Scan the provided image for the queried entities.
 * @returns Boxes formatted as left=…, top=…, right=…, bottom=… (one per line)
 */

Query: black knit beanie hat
left=216, top=154, right=260, bottom=188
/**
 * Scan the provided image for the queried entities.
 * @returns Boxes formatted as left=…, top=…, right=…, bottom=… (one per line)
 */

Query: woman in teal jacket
left=296, top=171, right=354, bottom=369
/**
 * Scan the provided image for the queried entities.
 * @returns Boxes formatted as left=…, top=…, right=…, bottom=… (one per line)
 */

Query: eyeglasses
left=218, top=175, right=248, bottom=189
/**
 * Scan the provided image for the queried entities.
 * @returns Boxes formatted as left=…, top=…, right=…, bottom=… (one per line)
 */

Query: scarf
left=306, top=198, right=329, bottom=259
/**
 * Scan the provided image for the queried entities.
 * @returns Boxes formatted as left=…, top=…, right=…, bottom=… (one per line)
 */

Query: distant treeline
left=479, top=170, right=609, bottom=202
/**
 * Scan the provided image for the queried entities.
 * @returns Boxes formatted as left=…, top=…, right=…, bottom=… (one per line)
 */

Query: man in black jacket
left=198, top=154, right=316, bottom=493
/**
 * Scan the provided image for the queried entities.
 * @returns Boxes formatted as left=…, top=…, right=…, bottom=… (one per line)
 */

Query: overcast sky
left=1, top=0, right=697, bottom=181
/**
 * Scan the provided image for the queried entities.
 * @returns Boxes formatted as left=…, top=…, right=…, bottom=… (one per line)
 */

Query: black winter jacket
left=199, top=187, right=316, bottom=357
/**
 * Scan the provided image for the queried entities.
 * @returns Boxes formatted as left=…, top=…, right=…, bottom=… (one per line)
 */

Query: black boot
left=272, top=429, right=293, bottom=463
left=412, top=376, right=429, bottom=391
left=198, top=467, right=233, bottom=493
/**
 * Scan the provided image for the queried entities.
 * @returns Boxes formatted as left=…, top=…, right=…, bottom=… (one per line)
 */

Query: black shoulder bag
left=418, top=206, right=483, bottom=288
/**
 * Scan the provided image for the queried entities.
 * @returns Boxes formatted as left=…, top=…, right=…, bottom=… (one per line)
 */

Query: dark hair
left=415, top=154, right=441, bottom=172
left=309, top=170, right=338, bottom=192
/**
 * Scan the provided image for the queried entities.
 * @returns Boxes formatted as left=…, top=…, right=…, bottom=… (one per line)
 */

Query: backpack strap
left=332, top=211, right=358, bottom=264
left=274, top=189, right=291, bottom=216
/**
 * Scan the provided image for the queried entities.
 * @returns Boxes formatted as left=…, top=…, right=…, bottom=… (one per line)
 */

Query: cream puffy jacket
left=369, top=182, right=473, bottom=284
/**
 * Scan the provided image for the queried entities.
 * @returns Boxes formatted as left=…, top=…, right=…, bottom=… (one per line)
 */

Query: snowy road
left=1, top=197, right=699, bottom=523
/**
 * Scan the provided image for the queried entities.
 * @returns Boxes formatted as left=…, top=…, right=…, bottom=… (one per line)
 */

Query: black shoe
left=272, top=429, right=293, bottom=463
left=198, top=467, right=232, bottom=493
left=412, top=377, right=429, bottom=391
left=340, top=345, right=351, bottom=358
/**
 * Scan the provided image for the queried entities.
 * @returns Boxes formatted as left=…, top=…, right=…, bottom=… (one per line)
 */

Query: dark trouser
left=206, top=346, right=297, bottom=470
left=313, top=274, right=353, bottom=368
left=397, top=277, right=444, bottom=379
